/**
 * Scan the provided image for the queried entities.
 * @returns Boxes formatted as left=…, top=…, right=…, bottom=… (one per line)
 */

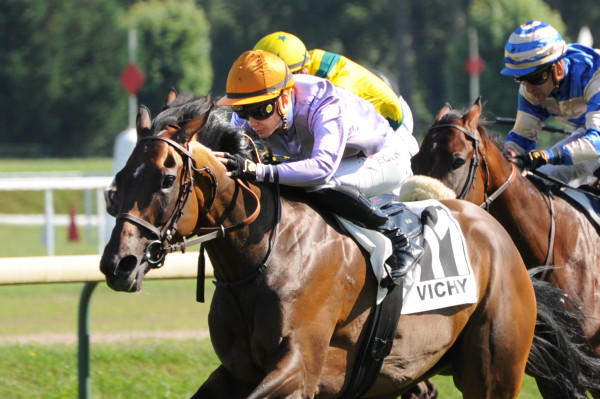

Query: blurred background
left=1, top=0, right=597, bottom=159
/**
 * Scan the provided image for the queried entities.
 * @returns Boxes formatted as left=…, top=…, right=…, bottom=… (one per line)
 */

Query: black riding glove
left=513, top=149, right=550, bottom=170
left=223, top=152, right=257, bottom=181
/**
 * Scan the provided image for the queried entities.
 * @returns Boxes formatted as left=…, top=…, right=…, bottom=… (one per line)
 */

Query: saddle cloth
left=337, top=199, right=478, bottom=314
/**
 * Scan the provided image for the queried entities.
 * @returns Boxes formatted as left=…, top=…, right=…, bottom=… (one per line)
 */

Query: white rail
left=0, top=174, right=114, bottom=256
left=0, top=252, right=212, bottom=284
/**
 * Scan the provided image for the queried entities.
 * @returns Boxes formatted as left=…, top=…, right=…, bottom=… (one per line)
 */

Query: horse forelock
left=150, top=92, right=212, bottom=134
left=148, top=93, right=257, bottom=161
left=197, top=110, right=256, bottom=160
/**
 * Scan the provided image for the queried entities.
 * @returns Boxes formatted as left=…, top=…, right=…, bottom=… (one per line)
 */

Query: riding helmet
left=501, top=20, right=567, bottom=77
left=217, top=50, right=295, bottom=107
left=253, top=31, right=310, bottom=73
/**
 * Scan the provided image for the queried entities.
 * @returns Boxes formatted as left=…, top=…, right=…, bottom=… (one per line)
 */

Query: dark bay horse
left=412, top=98, right=600, bottom=398
left=100, top=92, right=541, bottom=398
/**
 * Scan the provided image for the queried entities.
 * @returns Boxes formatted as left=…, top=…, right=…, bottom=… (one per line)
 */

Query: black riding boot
left=380, top=229, right=424, bottom=287
left=307, top=186, right=424, bottom=284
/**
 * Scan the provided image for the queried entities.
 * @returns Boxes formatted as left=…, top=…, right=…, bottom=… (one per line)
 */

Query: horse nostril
left=115, top=255, right=139, bottom=276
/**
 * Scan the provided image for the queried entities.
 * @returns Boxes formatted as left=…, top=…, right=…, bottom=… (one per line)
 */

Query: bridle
left=430, top=122, right=554, bottom=265
left=429, top=122, right=517, bottom=210
left=116, top=135, right=261, bottom=268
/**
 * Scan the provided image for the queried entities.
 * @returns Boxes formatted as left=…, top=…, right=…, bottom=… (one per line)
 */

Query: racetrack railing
left=0, top=253, right=212, bottom=399
left=0, top=173, right=114, bottom=256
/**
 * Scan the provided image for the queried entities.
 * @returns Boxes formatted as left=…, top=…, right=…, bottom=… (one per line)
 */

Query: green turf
left=0, top=279, right=213, bottom=335
left=0, top=339, right=219, bottom=399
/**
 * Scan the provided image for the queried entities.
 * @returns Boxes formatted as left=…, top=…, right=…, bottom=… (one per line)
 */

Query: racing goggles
left=232, top=97, right=279, bottom=120
left=513, top=64, right=554, bottom=85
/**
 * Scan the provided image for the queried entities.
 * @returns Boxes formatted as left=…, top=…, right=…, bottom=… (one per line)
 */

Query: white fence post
left=44, top=189, right=55, bottom=256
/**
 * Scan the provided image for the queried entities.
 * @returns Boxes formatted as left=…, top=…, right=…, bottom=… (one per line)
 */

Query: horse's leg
left=191, top=365, right=255, bottom=399
left=456, top=278, right=535, bottom=398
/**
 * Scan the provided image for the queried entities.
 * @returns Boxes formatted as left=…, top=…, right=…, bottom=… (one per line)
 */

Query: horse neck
left=196, top=173, right=278, bottom=283
left=474, top=139, right=554, bottom=265
left=467, top=137, right=515, bottom=203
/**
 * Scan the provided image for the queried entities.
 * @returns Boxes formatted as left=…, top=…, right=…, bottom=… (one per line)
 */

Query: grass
left=1, top=226, right=101, bottom=257
left=0, top=280, right=213, bottom=335
left=0, top=339, right=219, bottom=398
left=0, top=279, right=216, bottom=398
left=1, top=157, right=112, bottom=256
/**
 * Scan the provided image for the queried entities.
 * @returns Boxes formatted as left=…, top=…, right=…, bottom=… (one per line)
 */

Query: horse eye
left=451, top=158, right=466, bottom=170
left=162, top=175, right=176, bottom=189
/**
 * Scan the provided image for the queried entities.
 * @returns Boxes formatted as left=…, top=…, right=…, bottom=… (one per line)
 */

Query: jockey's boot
left=307, top=186, right=424, bottom=285
left=379, top=227, right=424, bottom=287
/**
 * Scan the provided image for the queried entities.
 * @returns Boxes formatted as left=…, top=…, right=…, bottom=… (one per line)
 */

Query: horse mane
left=152, top=92, right=258, bottom=161
left=150, top=92, right=335, bottom=204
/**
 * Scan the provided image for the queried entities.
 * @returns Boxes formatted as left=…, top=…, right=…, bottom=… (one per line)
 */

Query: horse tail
left=527, top=266, right=600, bottom=399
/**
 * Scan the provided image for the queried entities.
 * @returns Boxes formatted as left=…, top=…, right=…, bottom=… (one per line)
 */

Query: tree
left=0, top=0, right=128, bottom=157
left=446, top=0, right=565, bottom=147
left=124, top=0, right=213, bottom=115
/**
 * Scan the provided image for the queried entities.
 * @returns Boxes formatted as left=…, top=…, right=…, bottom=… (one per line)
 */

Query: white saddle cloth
left=337, top=199, right=478, bottom=314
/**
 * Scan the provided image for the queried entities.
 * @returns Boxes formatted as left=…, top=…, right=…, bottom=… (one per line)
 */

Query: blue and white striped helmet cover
left=501, top=20, right=566, bottom=76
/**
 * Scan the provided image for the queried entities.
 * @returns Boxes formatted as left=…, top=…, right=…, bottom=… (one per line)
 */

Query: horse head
left=411, top=98, right=484, bottom=198
left=100, top=91, right=216, bottom=292
left=412, top=97, right=516, bottom=207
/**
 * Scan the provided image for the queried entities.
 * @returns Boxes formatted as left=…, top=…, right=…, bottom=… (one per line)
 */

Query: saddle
left=559, top=186, right=600, bottom=230
left=529, top=172, right=600, bottom=232
left=370, top=193, right=423, bottom=240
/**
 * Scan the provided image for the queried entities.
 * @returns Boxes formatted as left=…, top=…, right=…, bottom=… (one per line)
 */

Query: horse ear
left=136, top=105, right=152, bottom=138
left=175, top=112, right=211, bottom=145
left=463, top=97, right=482, bottom=128
left=434, top=103, right=452, bottom=123
left=162, top=88, right=178, bottom=110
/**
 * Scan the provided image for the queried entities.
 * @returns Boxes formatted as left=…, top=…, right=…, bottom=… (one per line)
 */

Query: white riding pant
left=311, top=128, right=418, bottom=197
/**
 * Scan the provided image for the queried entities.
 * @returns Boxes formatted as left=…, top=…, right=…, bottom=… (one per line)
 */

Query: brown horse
left=412, top=98, right=600, bottom=398
left=100, top=92, right=541, bottom=398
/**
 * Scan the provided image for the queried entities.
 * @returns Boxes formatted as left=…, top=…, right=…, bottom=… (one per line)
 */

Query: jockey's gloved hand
left=513, top=149, right=551, bottom=170
left=222, top=152, right=257, bottom=181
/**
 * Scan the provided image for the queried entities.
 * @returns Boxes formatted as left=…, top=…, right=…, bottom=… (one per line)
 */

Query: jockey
left=215, top=49, right=422, bottom=285
left=501, top=20, right=600, bottom=187
left=253, top=31, right=416, bottom=151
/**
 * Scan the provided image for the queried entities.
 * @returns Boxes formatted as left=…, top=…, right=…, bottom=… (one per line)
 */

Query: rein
left=432, top=122, right=556, bottom=266
left=117, top=135, right=261, bottom=268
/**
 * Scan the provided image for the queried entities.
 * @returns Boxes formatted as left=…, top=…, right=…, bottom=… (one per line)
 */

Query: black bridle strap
left=137, top=135, right=196, bottom=160
left=120, top=133, right=267, bottom=290
left=430, top=123, right=482, bottom=199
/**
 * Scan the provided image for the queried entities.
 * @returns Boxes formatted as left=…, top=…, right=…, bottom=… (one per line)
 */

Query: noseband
left=430, top=122, right=517, bottom=210
left=117, top=135, right=260, bottom=268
